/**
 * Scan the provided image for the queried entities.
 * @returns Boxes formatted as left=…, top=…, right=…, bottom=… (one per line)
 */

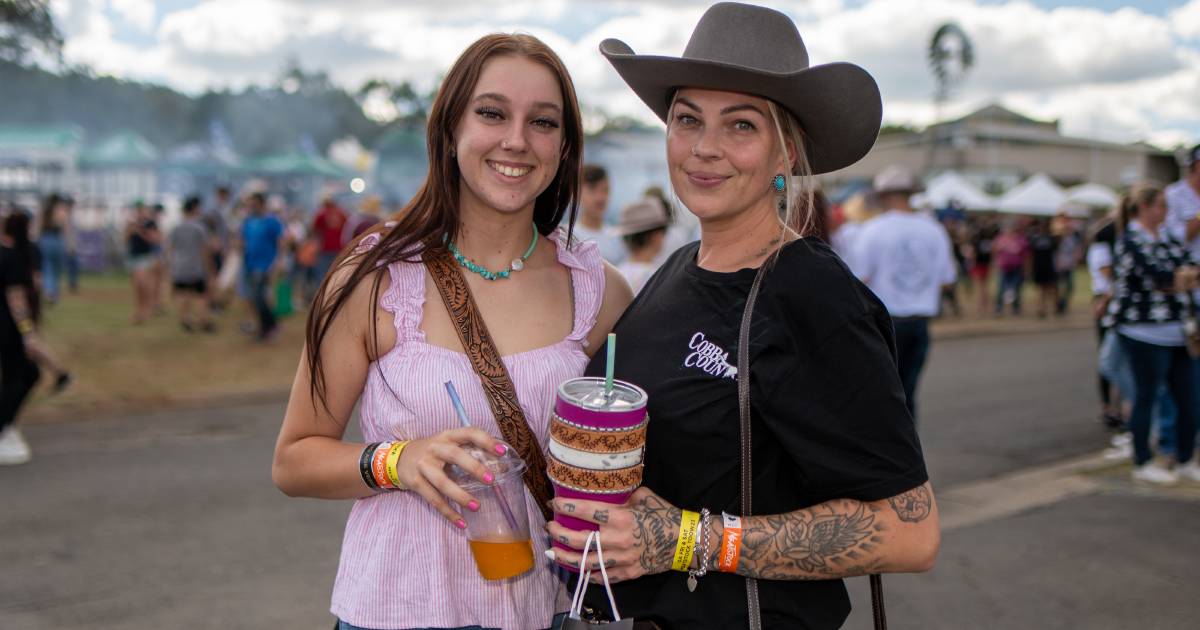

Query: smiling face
left=453, top=54, right=565, bottom=218
left=665, top=88, right=792, bottom=225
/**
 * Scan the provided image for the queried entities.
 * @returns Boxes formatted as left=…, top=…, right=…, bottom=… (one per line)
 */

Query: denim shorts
left=336, top=612, right=566, bottom=630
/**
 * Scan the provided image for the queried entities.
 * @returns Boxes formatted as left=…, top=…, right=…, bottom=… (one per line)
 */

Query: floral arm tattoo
left=695, top=484, right=934, bottom=580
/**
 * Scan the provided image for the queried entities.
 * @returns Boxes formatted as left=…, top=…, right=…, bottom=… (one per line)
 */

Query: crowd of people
left=0, top=184, right=397, bottom=465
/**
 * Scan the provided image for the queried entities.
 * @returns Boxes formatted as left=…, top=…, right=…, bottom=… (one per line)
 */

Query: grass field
left=20, top=267, right=1094, bottom=423
left=24, top=273, right=307, bottom=423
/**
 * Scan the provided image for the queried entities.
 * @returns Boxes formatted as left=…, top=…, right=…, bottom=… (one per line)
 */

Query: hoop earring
left=772, top=174, right=786, bottom=192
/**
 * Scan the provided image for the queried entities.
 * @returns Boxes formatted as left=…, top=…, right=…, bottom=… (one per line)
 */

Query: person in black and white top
left=851, top=165, right=957, bottom=420
left=1104, top=183, right=1200, bottom=485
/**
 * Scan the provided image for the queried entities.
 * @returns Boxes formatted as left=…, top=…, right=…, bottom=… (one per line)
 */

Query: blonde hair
left=1118, top=182, right=1163, bottom=230
left=766, top=100, right=816, bottom=244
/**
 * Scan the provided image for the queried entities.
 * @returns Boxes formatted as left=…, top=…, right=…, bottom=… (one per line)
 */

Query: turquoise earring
left=773, top=174, right=786, bottom=192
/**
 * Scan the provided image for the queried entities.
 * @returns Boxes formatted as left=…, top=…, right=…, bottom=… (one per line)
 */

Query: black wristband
left=359, top=442, right=381, bottom=490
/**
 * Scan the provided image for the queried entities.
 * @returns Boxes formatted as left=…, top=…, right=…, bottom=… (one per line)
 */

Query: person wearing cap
left=546, top=4, right=938, bottom=629
left=850, top=165, right=957, bottom=420
left=615, top=196, right=671, bottom=293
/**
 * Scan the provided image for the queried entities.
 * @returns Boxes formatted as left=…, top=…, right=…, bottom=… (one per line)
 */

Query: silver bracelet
left=687, top=508, right=712, bottom=592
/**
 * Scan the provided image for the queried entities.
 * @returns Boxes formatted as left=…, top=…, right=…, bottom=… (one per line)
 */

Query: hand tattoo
left=887, top=485, right=932, bottom=523
left=593, top=509, right=609, bottom=524
left=629, top=494, right=682, bottom=574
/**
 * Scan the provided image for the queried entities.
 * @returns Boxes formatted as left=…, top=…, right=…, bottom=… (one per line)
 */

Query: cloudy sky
left=49, top=0, right=1200, bottom=147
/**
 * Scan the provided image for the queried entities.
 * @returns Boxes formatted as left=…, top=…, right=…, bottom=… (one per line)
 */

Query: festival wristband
left=384, top=441, right=409, bottom=489
left=359, top=442, right=381, bottom=490
left=371, top=441, right=395, bottom=489
left=16, top=319, right=34, bottom=335
left=671, top=510, right=702, bottom=572
left=718, top=512, right=744, bottom=573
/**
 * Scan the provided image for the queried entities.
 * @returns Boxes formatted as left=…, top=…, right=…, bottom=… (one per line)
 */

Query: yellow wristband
left=385, top=441, right=409, bottom=489
left=671, top=509, right=701, bottom=572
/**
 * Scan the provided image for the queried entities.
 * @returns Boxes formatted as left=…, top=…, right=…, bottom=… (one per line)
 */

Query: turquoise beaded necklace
left=446, top=222, right=539, bottom=281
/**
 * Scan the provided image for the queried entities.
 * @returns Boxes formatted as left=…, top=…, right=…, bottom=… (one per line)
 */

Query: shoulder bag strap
left=424, top=252, right=555, bottom=522
left=736, top=262, right=887, bottom=630
left=737, top=265, right=767, bottom=630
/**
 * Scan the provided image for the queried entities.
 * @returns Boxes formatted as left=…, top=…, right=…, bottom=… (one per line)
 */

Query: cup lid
left=559, top=377, right=648, bottom=411
left=448, top=445, right=526, bottom=491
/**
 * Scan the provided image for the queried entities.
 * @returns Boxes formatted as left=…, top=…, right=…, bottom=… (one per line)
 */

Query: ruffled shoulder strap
left=353, top=224, right=427, bottom=343
left=554, top=228, right=606, bottom=347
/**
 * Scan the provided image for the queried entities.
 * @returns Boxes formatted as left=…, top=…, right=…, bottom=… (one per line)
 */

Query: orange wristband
left=371, top=441, right=394, bottom=489
left=718, top=512, right=743, bottom=573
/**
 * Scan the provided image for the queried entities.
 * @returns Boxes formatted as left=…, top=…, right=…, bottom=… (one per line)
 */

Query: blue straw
left=444, top=381, right=520, bottom=532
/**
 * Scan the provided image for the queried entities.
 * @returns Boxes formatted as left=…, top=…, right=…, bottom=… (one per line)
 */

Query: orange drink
left=468, top=538, right=534, bottom=580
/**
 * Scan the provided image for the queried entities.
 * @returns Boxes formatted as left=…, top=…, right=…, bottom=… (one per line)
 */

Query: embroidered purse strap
left=424, top=251, right=555, bottom=522
left=736, top=262, right=887, bottom=630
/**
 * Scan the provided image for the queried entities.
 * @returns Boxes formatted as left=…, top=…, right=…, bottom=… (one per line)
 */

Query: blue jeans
left=892, top=317, right=930, bottom=421
left=246, top=269, right=276, bottom=337
left=336, top=612, right=566, bottom=630
left=1120, top=335, right=1196, bottom=465
left=995, top=268, right=1024, bottom=315
left=38, top=233, right=67, bottom=302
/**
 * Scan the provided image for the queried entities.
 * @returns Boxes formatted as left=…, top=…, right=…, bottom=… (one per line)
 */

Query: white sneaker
left=1111, top=433, right=1132, bottom=447
left=0, top=426, right=32, bottom=465
left=1177, top=461, right=1200, bottom=483
left=1103, top=443, right=1133, bottom=460
left=1131, top=461, right=1179, bottom=485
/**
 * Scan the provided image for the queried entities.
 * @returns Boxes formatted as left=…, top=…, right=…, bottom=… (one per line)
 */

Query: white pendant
left=510, top=258, right=524, bottom=272
left=686, top=575, right=697, bottom=592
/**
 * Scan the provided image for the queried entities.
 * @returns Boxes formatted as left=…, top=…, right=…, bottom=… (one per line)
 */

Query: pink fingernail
left=494, top=443, right=507, bottom=455
left=483, top=472, right=495, bottom=484
left=455, top=519, right=467, bottom=529
left=468, top=500, right=480, bottom=512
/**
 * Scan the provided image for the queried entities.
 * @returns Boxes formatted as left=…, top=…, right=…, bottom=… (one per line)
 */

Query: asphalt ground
left=3, top=325, right=1197, bottom=629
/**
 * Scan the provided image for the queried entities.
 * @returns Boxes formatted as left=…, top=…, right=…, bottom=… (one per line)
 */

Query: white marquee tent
left=996, top=173, right=1069, bottom=216
left=1065, top=182, right=1120, bottom=208
left=916, top=170, right=996, bottom=211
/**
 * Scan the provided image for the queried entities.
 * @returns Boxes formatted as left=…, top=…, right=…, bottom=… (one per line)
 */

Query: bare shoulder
left=585, top=262, right=633, bottom=357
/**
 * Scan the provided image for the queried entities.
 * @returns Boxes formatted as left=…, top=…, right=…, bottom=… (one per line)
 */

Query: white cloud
left=44, top=0, right=1200, bottom=147
left=109, top=0, right=155, bottom=32
left=1171, top=0, right=1200, bottom=39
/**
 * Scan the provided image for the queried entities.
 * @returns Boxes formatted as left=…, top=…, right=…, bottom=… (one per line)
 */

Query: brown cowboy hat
left=600, top=2, right=881, bottom=175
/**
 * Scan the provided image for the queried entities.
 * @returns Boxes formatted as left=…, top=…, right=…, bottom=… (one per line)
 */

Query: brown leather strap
left=737, top=262, right=887, bottom=630
left=424, top=252, right=555, bottom=521
left=737, top=265, right=767, bottom=630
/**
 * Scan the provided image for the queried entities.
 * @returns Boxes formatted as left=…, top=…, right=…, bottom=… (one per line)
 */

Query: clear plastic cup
left=449, top=446, right=534, bottom=580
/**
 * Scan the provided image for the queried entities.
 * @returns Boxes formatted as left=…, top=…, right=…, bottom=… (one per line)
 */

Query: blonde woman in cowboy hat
left=547, top=4, right=939, bottom=628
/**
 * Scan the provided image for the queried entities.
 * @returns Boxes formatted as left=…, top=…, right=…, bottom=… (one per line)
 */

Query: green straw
left=604, top=333, right=616, bottom=396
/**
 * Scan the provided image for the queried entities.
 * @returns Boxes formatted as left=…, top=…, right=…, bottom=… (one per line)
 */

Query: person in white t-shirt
left=851, top=165, right=957, bottom=420
left=614, top=196, right=671, bottom=294
left=574, top=164, right=627, bottom=264
left=831, top=190, right=881, bottom=275
left=1164, top=144, right=1200, bottom=261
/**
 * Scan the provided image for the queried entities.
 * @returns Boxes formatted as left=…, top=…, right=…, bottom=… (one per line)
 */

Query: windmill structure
left=926, top=23, right=974, bottom=170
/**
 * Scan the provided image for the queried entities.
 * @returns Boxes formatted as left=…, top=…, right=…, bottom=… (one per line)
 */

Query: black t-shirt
left=129, top=219, right=157, bottom=257
left=582, top=239, right=928, bottom=630
left=0, top=245, right=34, bottom=340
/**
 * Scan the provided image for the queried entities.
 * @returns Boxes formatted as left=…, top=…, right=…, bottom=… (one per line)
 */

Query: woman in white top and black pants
left=1105, top=183, right=1200, bottom=484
